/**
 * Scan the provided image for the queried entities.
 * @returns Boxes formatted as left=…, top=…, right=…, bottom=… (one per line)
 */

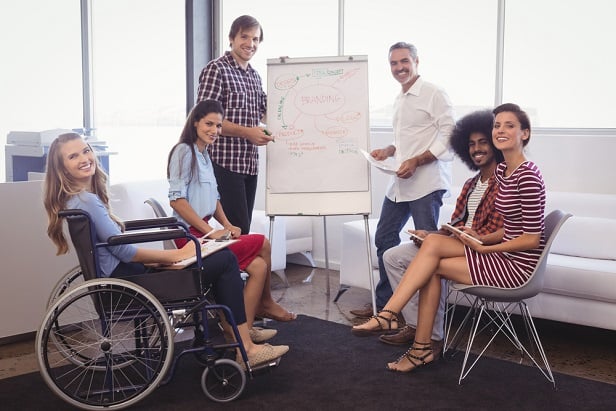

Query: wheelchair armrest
left=123, top=217, right=182, bottom=231
left=106, top=228, right=187, bottom=245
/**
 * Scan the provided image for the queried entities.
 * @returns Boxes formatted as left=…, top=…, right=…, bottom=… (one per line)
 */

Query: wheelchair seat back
left=61, top=209, right=101, bottom=281
left=60, top=209, right=207, bottom=303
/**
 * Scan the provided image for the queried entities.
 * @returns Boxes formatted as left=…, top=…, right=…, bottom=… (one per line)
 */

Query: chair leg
left=333, top=284, right=350, bottom=302
left=444, top=289, right=477, bottom=356
left=517, top=303, right=556, bottom=386
left=272, top=270, right=290, bottom=287
left=299, top=251, right=317, bottom=267
left=302, top=268, right=316, bottom=283
left=457, top=299, right=555, bottom=387
left=459, top=302, right=489, bottom=383
left=459, top=301, right=515, bottom=384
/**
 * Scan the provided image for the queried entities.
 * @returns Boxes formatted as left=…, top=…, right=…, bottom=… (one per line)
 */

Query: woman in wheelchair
left=43, top=132, right=289, bottom=369
left=352, top=103, right=546, bottom=373
left=166, top=100, right=296, bottom=337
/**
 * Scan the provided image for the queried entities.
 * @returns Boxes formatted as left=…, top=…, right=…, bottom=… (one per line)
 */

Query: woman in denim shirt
left=167, top=100, right=295, bottom=344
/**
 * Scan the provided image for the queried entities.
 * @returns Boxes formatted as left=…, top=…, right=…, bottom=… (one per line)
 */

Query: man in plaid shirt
left=377, top=110, right=504, bottom=348
left=197, top=15, right=273, bottom=234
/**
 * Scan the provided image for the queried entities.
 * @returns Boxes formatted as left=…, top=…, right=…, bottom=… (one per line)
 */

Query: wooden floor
left=1, top=263, right=615, bottom=385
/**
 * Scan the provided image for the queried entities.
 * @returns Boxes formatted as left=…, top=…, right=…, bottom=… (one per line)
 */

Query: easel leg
left=322, top=216, right=330, bottom=297
left=269, top=215, right=289, bottom=287
left=364, top=214, right=376, bottom=316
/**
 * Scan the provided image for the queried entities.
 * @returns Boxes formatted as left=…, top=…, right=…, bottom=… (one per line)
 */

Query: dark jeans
left=374, top=190, right=445, bottom=309
left=199, top=248, right=247, bottom=325
left=111, top=248, right=247, bottom=325
left=213, top=162, right=258, bottom=235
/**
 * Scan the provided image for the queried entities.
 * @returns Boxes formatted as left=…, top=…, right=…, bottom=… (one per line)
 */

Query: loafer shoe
left=350, top=304, right=375, bottom=318
left=379, top=325, right=416, bottom=346
left=249, top=327, right=278, bottom=343
left=236, top=343, right=289, bottom=371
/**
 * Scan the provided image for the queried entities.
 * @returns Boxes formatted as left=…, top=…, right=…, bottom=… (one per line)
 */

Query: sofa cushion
left=544, top=254, right=616, bottom=303
left=546, top=191, right=616, bottom=219
left=550, top=217, right=616, bottom=260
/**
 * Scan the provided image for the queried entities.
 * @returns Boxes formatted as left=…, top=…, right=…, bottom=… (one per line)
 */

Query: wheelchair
left=36, top=209, right=280, bottom=410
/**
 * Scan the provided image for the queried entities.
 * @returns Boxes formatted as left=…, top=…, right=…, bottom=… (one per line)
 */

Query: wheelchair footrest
left=249, top=357, right=282, bottom=375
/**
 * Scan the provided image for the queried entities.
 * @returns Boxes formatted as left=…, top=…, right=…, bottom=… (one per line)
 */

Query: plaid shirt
left=197, top=51, right=267, bottom=175
left=449, top=173, right=503, bottom=235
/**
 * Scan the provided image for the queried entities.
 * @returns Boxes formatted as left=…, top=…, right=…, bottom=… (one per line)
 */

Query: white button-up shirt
left=386, top=76, right=455, bottom=202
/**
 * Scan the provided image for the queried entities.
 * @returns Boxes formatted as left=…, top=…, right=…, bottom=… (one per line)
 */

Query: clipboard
left=164, top=239, right=238, bottom=269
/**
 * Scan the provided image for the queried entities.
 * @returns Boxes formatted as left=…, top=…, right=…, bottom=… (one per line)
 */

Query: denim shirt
left=66, top=192, right=137, bottom=277
left=168, top=143, right=219, bottom=225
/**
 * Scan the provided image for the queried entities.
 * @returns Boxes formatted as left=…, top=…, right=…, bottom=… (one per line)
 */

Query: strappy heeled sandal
left=386, top=340, right=435, bottom=373
left=351, top=309, right=404, bottom=337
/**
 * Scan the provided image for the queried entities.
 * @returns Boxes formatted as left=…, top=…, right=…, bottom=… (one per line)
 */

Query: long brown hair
left=166, top=100, right=224, bottom=182
left=43, top=132, right=123, bottom=254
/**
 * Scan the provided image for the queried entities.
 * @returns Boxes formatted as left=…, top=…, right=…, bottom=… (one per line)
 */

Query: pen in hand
left=263, top=129, right=275, bottom=142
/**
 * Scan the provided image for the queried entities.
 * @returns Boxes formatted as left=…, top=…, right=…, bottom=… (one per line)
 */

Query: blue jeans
left=374, top=190, right=445, bottom=309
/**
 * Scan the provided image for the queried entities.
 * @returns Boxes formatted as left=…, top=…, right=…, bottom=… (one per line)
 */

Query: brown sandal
left=351, top=309, right=404, bottom=337
left=386, top=340, right=435, bottom=373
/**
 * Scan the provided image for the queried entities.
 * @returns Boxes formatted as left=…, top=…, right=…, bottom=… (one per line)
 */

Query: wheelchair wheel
left=46, top=265, right=83, bottom=308
left=200, top=358, right=246, bottom=403
left=36, top=278, right=174, bottom=410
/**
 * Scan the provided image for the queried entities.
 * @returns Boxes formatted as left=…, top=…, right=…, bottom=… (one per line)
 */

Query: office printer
left=5, top=129, right=113, bottom=182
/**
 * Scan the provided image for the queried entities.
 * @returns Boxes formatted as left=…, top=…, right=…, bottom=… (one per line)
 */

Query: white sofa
left=109, top=179, right=315, bottom=285
left=338, top=188, right=616, bottom=331
left=338, top=204, right=454, bottom=292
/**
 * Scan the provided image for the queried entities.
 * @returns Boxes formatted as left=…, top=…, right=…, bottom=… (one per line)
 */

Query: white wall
left=0, top=181, right=78, bottom=339
left=256, top=131, right=616, bottom=270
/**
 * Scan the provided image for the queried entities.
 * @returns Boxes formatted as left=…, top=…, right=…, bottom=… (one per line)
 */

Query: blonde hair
left=43, top=133, right=123, bottom=254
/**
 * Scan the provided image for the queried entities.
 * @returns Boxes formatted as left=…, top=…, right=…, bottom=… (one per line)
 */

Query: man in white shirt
left=351, top=42, right=455, bottom=318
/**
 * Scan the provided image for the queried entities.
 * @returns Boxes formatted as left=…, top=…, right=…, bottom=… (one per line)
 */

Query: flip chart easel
left=264, top=55, right=374, bottom=303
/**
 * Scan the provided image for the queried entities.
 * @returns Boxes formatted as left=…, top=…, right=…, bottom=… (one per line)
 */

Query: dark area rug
left=2, top=314, right=615, bottom=410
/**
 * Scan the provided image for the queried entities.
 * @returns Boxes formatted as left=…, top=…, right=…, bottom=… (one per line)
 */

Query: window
left=90, top=0, right=186, bottom=183
left=219, top=0, right=340, bottom=120
left=344, top=0, right=497, bottom=126
left=0, top=1, right=82, bottom=182
left=2, top=1, right=614, bottom=183
left=503, top=0, right=616, bottom=128
left=220, top=0, right=339, bottom=76
left=221, top=0, right=615, bottom=130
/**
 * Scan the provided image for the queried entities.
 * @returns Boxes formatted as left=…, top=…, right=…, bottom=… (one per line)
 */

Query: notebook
left=163, top=239, right=238, bottom=269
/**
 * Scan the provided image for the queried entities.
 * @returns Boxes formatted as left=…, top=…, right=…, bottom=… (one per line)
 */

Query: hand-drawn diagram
left=267, top=57, right=370, bottom=194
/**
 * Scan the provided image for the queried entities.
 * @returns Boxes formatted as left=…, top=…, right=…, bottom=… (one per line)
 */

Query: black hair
left=451, top=110, right=504, bottom=171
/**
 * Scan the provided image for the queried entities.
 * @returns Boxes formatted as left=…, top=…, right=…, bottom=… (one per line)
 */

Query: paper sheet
left=360, top=149, right=399, bottom=175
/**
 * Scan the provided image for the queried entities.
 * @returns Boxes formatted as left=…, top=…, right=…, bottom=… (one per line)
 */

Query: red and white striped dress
left=466, top=161, right=546, bottom=288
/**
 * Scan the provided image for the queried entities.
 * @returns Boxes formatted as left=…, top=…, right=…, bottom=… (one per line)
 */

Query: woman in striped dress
left=352, top=103, right=546, bottom=372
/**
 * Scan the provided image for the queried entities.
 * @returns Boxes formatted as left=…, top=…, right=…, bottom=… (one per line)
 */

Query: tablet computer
left=441, top=223, right=483, bottom=244
left=406, top=230, right=424, bottom=243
